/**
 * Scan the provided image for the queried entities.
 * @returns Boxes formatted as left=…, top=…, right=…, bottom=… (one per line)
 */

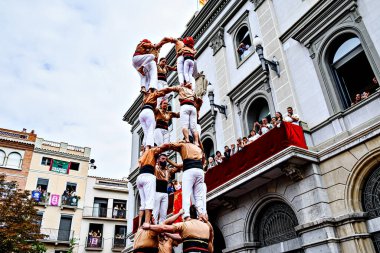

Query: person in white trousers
left=139, top=87, right=174, bottom=149
left=153, top=154, right=182, bottom=224
left=182, top=37, right=197, bottom=86
left=154, top=100, right=180, bottom=147
left=132, top=39, right=158, bottom=92
left=156, top=57, right=176, bottom=106
left=169, top=37, right=186, bottom=85
left=165, top=83, right=200, bottom=146
left=136, top=146, right=162, bottom=227
left=160, top=141, right=206, bottom=220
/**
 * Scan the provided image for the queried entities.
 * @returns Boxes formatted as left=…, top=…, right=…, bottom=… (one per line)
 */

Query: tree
left=0, top=174, right=46, bottom=253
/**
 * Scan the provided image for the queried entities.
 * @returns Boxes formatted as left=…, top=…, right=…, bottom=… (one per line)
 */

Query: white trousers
left=190, top=123, right=202, bottom=138
left=154, top=128, right=169, bottom=147
left=132, top=54, right=158, bottom=90
left=184, top=59, right=195, bottom=85
left=177, top=56, right=185, bottom=85
left=180, top=105, right=197, bottom=133
left=136, top=173, right=156, bottom=210
left=182, top=168, right=205, bottom=218
left=153, top=192, right=168, bottom=224
left=190, top=182, right=207, bottom=214
left=157, top=80, right=169, bottom=107
left=139, top=108, right=156, bottom=147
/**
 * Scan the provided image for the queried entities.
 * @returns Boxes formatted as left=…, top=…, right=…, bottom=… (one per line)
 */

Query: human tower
left=132, top=37, right=213, bottom=253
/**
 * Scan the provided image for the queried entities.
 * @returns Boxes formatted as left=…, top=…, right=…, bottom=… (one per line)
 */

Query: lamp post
left=207, top=83, right=227, bottom=118
left=89, top=158, right=97, bottom=170
left=252, top=35, right=281, bottom=77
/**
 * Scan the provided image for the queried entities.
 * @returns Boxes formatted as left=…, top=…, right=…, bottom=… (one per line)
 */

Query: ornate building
left=123, top=0, right=380, bottom=252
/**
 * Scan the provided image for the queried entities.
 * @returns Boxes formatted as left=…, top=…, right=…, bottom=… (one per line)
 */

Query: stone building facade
left=123, top=0, right=380, bottom=252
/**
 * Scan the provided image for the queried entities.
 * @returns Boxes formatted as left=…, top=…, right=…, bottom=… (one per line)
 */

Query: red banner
left=172, top=190, right=183, bottom=223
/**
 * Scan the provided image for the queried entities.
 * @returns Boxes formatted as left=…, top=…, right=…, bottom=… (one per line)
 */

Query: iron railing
left=86, top=236, right=103, bottom=249
left=83, top=207, right=127, bottom=219
left=40, top=228, right=74, bottom=242
left=112, top=237, right=126, bottom=249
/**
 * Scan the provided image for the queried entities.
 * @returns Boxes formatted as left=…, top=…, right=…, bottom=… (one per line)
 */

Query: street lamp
left=207, top=83, right=227, bottom=118
left=252, top=35, right=281, bottom=77
left=89, top=159, right=97, bottom=170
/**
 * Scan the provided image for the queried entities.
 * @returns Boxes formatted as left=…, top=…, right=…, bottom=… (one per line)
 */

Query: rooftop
left=0, top=127, right=37, bottom=144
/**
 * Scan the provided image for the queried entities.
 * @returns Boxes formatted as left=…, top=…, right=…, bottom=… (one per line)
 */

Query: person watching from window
left=362, top=91, right=370, bottom=100
left=236, top=138, right=243, bottom=152
left=351, top=93, right=361, bottom=106
left=237, top=43, right=246, bottom=59
left=207, top=157, right=217, bottom=170
left=242, top=137, right=248, bottom=147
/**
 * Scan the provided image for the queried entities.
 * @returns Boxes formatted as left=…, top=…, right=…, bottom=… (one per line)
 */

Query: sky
left=0, top=0, right=198, bottom=179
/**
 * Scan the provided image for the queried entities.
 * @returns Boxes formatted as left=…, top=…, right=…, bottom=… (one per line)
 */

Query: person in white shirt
left=248, top=130, right=260, bottom=143
left=284, top=107, right=300, bottom=125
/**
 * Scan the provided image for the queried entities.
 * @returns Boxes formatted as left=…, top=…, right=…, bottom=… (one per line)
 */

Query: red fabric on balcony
left=205, top=122, right=307, bottom=192
left=172, top=190, right=183, bottom=223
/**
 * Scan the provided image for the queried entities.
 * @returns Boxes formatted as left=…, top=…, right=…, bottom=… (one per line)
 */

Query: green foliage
left=67, top=238, right=78, bottom=253
left=0, top=174, right=45, bottom=253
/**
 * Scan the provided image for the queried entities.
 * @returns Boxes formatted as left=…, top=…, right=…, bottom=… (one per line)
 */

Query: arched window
left=202, top=138, right=215, bottom=158
left=6, top=152, right=22, bottom=169
left=246, top=97, right=270, bottom=133
left=362, top=165, right=380, bottom=219
left=254, top=201, right=299, bottom=247
left=236, top=25, right=253, bottom=61
left=328, top=34, right=378, bottom=109
left=0, top=150, right=5, bottom=166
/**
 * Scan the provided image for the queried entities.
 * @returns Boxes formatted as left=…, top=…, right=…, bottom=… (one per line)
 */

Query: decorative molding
left=33, top=148, right=90, bottom=162
left=281, top=163, right=303, bottom=182
left=279, top=0, right=359, bottom=44
left=209, top=27, right=225, bottom=55
left=227, top=10, right=249, bottom=34
left=200, top=110, right=215, bottom=136
left=250, top=0, right=265, bottom=11
left=220, top=196, right=238, bottom=210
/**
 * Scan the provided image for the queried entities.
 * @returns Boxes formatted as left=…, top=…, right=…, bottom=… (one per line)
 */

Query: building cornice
left=0, top=136, right=35, bottom=146
left=34, top=148, right=90, bottom=162
left=279, top=0, right=358, bottom=44
left=123, top=93, right=143, bottom=125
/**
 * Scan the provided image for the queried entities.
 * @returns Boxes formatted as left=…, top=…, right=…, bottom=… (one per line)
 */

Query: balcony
left=112, top=237, right=126, bottom=252
left=85, top=236, right=103, bottom=251
left=39, top=228, right=74, bottom=245
left=83, top=207, right=127, bottom=221
left=61, top=195, right=79, bottom=209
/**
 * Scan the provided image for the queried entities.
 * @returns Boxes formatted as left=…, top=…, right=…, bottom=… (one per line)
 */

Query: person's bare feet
left=140, top=86, right=146, bottom=93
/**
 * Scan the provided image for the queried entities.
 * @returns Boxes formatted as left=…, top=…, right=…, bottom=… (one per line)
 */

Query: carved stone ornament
left=209, top=27, right=225, bottom=55
left=281, top=164, right=303, bottom=182
left=195, top=71, right=209, bottom=97
left=220, top=196, right=238, bottom=210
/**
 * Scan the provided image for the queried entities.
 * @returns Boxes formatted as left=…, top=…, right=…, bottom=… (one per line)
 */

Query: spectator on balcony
left=255, top=118, right=272, bottom=135
left=242, top=137, right=248, bottom=147
left=284, top=107, right=300, bottom=125
left=173, top=180, right=181, bottom=191
left=236, top=138, right=243, bottom=152
left=248, top=130, right=260, bottom=143
left=207, top=157, right=217, bottom=169
left=167, top=182, right=175, bottom=194
left=230, top=143, right=237, bottom=156
left=237, top=43, right=246, bottom=59
left=274, top=112, right=283, bottom=127
left=351, top=93, right=362, bottom=106
left=224, top=145, right=231, bottom=159
left=214, top=151, right=224, bottom=165
left=113, top=205, right=119, bottom=218
left=361, top=91, right=370, bottom=100
left=62, top=188, right=70, bottom=205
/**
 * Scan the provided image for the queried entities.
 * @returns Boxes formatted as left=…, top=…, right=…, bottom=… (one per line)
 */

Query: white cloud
left=0, top=0, right=197, bottom=179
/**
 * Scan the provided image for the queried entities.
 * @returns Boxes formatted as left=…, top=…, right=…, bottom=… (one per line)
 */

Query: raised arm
left=142, top=223, right=177, bottom=233
left=156, top=37, right=173, bottom=49
left=163, top=209, right=184, bottom=225
left=164, top=233, right=182, bottom=242
left=167, top=159, right=183, bottom=173
left=167, top=65, right=177, bottom=71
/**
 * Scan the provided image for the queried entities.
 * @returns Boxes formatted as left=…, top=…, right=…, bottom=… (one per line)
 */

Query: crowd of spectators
left=206, top=106, right=300, bottom=170
left=351, top=77, right=377, bottom=106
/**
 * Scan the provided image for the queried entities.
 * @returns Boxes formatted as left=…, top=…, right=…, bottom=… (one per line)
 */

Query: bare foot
left=140, top=86, right=146, bottom=93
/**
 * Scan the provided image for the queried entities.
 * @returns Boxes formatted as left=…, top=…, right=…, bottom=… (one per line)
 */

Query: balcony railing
left=83, top=207, right=127, bottom=219
left=112, top=237, right=126, bottom=249
left=40, top=228, right=74, bottom=243
left=86, top=236, right=104, bottom=250
left=61, top=195, right=79, bottom=208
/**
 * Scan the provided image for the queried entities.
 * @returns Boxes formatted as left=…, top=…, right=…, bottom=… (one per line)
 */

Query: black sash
left=156, top=179, right=168, bottom=193
left=183, top=238, right=209, bottom=252
left=139, top=165, right=154, bottom=175
left=133, top=248, right=159, bottom=253
left=142, top=104, right=154, bottom=111
left=155, top=119, right=168, bottom=130
left=183, top=159, right=202, bottom=171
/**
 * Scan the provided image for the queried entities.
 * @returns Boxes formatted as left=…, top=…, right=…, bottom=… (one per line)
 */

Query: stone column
left=209, top=27, right=238, bottom=146
left=252, top=0, right=301, bottom=114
